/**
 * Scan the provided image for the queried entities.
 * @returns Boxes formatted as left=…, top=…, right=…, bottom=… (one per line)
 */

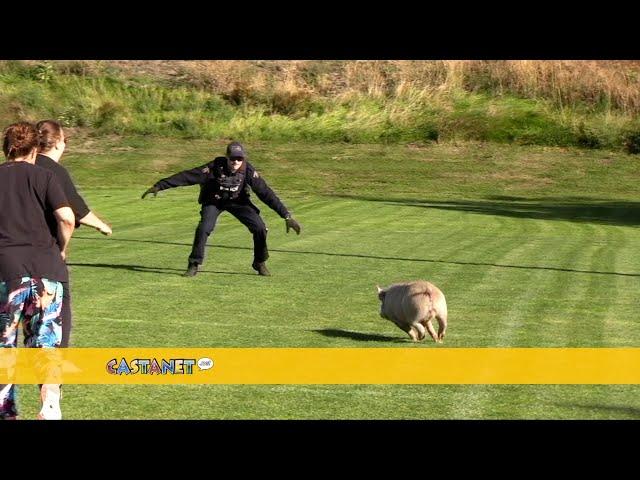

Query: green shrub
left=93, top=102, right=125, bottom=129
left=624, top=131, right=640, bottom=154
left=575, top=123, right=603, bottom=149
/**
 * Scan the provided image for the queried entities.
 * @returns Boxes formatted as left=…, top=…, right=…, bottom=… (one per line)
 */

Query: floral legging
left=0, top=277, right=63, bottom=418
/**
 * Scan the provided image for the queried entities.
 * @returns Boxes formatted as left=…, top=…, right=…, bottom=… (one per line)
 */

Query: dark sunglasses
left=229, top=157, right=244, bottom=162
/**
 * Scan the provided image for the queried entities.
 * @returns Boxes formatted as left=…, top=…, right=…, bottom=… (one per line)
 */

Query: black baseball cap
left=226, top=142, right=246, bottom=159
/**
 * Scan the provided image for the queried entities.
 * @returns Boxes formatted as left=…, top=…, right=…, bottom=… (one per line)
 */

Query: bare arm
left=79, top=211, right=112, bottom=236
left=54, top=206, right=75, bottom=260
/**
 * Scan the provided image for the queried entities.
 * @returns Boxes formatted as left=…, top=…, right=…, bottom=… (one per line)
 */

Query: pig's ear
left=376, top=285, right=383, bottom=294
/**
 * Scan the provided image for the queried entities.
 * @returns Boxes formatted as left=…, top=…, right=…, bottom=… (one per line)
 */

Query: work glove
left=141, top=186, right=160, bottom=199
left=285, top=216, right=301, bottom=235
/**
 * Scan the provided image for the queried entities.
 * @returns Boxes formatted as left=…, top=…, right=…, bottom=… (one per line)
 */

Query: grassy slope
left=15, top=138, right=640, bottom=419
left=2, top=61, right=640, bottom=149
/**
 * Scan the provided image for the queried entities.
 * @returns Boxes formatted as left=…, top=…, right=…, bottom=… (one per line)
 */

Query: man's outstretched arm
left=285, top=215, right=301, bottom=234
left=142, top=162, right=212, bottom=199
left=248, top=167, right=301, bottom=235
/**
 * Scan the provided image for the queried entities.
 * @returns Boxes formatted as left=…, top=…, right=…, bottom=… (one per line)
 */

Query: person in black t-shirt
left=36, top=120, right=112, bottom=236
left=0, top=122, right=75, bottom=420
left=35, top=120, right=113, bottom=348
left=141, top=141, right=301, bottom=277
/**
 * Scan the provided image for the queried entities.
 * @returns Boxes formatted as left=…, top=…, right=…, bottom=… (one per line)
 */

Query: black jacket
left=154, top=157, right=290, bottom=218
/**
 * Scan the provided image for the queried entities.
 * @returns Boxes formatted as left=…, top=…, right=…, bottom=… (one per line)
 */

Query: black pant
left=60, top=279, right=71, bottom=348
left=188, top=203, right=269, bottom=266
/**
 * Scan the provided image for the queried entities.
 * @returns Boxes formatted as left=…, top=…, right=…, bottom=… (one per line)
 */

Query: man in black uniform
left=142, top=142, right=301, bottom=277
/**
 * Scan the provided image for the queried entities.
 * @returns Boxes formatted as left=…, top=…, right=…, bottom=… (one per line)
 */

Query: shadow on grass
left=66, top=262, right=256, bottom=277
left=73, top=236, right=640, bottom=278
left=333, top=194, right=640, bottom=227
left=548, top=402, right=640, bottom=419
left=312, top=328, right=407, bottom=343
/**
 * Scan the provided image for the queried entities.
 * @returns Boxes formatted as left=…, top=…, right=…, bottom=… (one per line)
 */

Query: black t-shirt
left=35, top=154, right=90, bottom=233
left=0, top=161, right=70, bottom=282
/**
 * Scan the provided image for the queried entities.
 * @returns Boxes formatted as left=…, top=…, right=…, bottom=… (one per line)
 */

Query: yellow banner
left=0, top=348, right=639, bottom=384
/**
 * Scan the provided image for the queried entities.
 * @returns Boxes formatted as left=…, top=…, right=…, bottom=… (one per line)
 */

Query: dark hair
left=3, top=122, right=39, bottom=160
left=36, top=119, right=64, bottom=152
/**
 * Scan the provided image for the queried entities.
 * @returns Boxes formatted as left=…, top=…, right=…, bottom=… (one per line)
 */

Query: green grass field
left=15, top=137, right=640, bottom=419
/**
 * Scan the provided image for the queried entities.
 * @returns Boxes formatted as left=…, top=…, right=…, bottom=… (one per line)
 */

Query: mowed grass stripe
left=447, top=213, right=549, bottom=347
left=465, top=220, right=599, bottom=417
left=445, top=217, right=553, bottom=418
left=506, top=218, right=599, bottom=347
left=588, top=226, right=635, bottom=346
left=553, top=220, right=611, bottom=347
left=605, top=225, right=640, bottom=344
left=17, top=382, right=640, bottom=420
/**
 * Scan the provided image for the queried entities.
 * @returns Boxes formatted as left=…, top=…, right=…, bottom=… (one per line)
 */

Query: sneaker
left=183, top=263, right=198, bottom=277
left=37, top=386, right=62, bottom=420
left=252, top=261, right=271, bottom=276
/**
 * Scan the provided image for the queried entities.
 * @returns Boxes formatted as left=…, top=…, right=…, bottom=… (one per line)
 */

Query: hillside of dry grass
left=2, top=60, right=640, bottom=151
left=103, top=60, right=640, bottom=114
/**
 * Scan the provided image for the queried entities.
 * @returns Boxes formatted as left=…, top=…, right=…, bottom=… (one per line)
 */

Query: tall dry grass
left=11, top=60, right=640, bottom=114
left=154, top=60, right=640, bottom=114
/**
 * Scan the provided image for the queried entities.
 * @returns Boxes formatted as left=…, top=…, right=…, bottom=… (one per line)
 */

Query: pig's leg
left=413, top=322, right=426, bottom=341
left=421, top=317, right=439, bottom=342
left=436, top=312, right=447, bottom=342
left=398, top=323, right=419, bottom=341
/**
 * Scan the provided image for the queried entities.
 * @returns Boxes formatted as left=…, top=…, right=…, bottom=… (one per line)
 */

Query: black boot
left=183, top=263, right=198, bottom=277
left=252, top=261, right=271, bottom=276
